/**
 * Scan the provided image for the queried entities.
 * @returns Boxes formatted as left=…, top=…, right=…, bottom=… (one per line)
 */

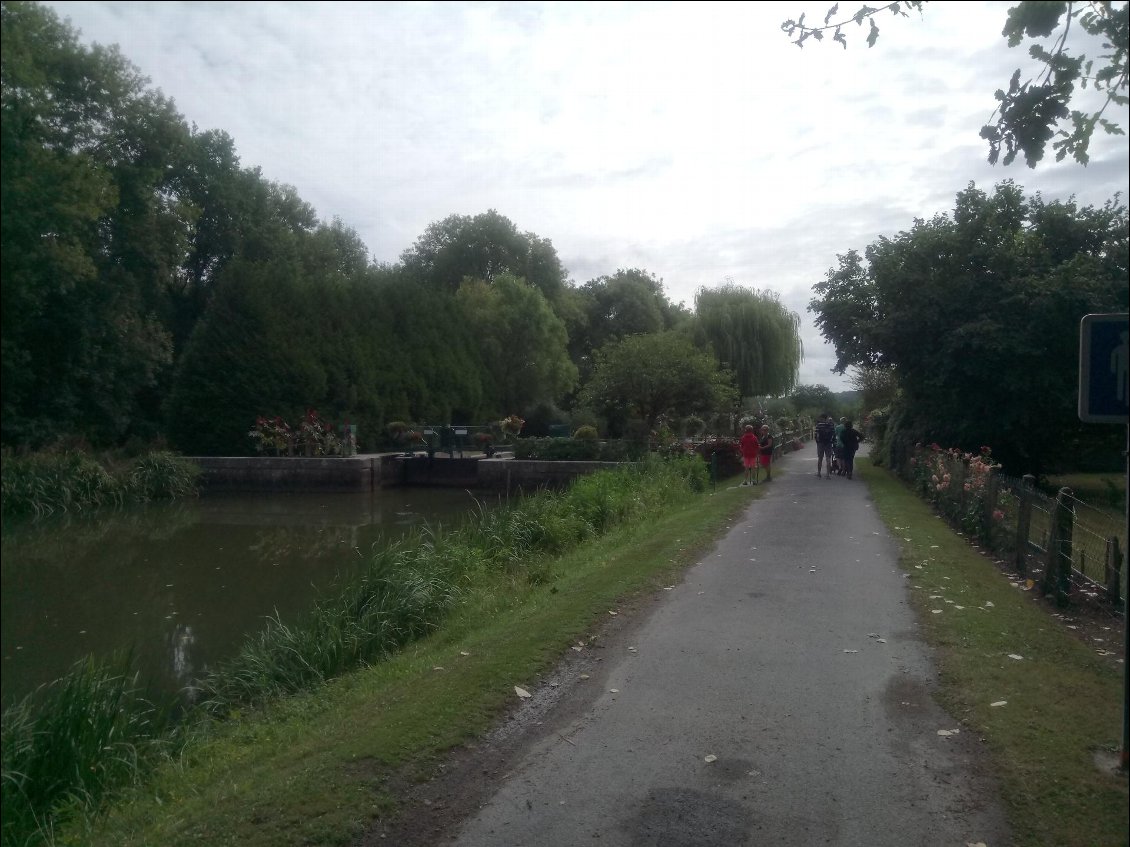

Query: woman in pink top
left=739, top=425, right=760, bottom=486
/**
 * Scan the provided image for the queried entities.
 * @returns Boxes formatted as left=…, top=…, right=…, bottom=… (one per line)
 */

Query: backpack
left=815, top=420, right=835, bottom=444
left=841, top=428, right=861, bottom=452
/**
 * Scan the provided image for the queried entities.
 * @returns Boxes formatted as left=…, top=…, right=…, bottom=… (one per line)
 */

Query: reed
left=0, top=657, right=173, bottom=847
left=0, top=450, right=199, bottom=517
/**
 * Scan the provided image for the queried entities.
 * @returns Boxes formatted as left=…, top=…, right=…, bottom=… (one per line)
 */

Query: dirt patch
left=993, top=549, right=1125, bottom=670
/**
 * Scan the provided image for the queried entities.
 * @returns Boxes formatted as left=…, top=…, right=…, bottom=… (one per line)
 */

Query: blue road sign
left=1079, top=313, right=1130, bottom=424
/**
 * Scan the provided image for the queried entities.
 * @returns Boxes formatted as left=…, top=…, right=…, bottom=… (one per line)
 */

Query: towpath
left=447, top=445, right=1011, bottom=847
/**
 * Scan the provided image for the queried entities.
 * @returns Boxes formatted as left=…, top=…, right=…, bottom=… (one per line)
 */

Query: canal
left=0, top=487, right=498, bottom=707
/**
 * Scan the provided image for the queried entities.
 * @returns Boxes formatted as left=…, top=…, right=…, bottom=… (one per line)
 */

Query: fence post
left=982, top=470, right=999, bottom=546
left=1042, top=487, right=1074, bottom=607
left=1014, top=474, right=1035, bottom=576
left=1107, top=536, right=1124, bottom=606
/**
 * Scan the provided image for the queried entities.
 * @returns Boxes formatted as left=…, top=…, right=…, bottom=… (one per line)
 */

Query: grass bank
left=857, top=459, right=1127, bottom=847
left=0, top=450, right=200, bottom=518
left=46, top=463, right=755, bottom=846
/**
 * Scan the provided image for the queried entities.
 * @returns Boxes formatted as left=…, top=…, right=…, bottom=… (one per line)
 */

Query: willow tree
left=693, top=284, right=803, bottom=398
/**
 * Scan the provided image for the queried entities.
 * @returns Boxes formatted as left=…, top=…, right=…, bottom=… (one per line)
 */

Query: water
left=0, top=488, right=496, bottom=707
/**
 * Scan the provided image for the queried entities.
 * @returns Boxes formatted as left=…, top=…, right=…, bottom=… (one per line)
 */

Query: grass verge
left=65, top=475, right=757, bottom=846
left=858, top=459, right=1127, bottom=847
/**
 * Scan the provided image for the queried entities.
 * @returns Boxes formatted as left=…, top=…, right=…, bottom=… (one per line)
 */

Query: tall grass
left=196, top=455, right=707, bottom=716
left=0, top=658, right=173, bottom=847
left=1, top=451, right=200, bottom=518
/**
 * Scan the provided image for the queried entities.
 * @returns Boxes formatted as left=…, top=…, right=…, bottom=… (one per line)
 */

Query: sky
left=46, top=1, right=1130, bottom=392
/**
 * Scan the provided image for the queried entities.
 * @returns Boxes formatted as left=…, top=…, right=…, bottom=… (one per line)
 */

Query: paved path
left=451, top=446, right=1010, bottom=847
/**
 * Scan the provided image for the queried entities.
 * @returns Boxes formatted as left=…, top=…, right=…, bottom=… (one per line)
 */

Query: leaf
left=515, top=686, right=532, bottom=699
left=823, top=3, right=839, bottom=26
left=866, top=18, right=880, bottom=47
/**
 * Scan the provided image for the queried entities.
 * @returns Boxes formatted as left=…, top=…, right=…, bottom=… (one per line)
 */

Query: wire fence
left=897, top=446, right=1126, bottom=616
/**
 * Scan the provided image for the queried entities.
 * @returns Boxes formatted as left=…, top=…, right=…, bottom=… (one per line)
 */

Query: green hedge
left=512, top=437, right=648, bottom=462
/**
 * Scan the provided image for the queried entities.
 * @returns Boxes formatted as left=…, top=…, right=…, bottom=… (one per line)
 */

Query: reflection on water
left=0, top=488, right=497, bottom=706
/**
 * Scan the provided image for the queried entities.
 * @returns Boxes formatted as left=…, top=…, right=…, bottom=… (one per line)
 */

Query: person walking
left=739, top=424, right=760, bottom=486
left=757, top=424, right=774, bottom=483
left=840, top=418, right=863, bottom=480
left=833, top=416, right=847, bottom=476
left=814, top=413, right=835, bottom=478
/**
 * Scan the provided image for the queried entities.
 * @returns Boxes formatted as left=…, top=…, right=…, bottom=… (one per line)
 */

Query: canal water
left=0, top=488, right=498, bottom=707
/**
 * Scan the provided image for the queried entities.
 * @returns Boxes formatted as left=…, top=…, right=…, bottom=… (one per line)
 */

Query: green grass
left=858, top=459, right=1127, bottom=847
left=1044, top=472, right=1125, bottom=513
left=53, top=466, right=758, bottom=846
left=0, top=450, right=201, bottom=518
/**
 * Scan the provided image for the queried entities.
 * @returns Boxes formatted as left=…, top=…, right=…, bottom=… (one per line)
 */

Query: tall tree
left=569, top=268, right=683, bottom=381
left=400, top=210, right=569, bottom=309
left=692, top=284, right=803, bottom=399
left=580, top=331, right=736, bottom=432
left=788, top=384, right=837, bottom=416
left=781, top=1, right=1129, bottom=166
left=1, top=0, right=185, bottom=444
left=809, top=180, right=1129, bottom=472
left=455, top=273, right=577, bottom=416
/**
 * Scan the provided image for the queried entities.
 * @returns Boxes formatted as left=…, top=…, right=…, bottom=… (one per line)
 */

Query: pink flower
left=963, top=483, right=972, bottom=492
left=992, top=509, right=1004, bottom=521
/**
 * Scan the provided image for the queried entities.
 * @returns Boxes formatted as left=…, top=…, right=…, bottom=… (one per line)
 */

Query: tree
left=789, top=384, right=837, bottom=415
left=1, top=0, right=183, bottom=444
left=455, top=273, right=577, bottom=416
left=808, top=180, right=1129, bottom=473
left=568, top=268, right=685, bottom=382
left=781, top=1, right=1129, bottom=166
left=400, top=210, right=569, bottom=309
left=580, top=332, right=737, bottom=432
left=692, top=284, right=803, bottom=399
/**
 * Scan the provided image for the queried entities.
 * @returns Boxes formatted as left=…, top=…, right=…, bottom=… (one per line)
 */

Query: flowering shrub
left=297, top=409, right=340, bottom=456
left=908, top=442, right=1004, bottom=545
left=251, top=412, right=343, bottom=456
left=499, top=415, right=525, bottom=438
left=248, top=416, right=294, bottom=456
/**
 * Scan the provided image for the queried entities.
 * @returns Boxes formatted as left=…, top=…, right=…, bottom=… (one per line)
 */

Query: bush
left=512, top=437, right=645, bottom=462
left=573, top=425, right=599, bottom=440
left=695, top=437, right=743, bottom=479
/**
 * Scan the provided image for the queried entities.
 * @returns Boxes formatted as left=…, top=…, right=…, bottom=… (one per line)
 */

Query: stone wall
left=191, top=456, right=380, bottom=492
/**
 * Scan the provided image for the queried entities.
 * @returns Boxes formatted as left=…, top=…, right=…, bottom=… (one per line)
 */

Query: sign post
left=1078, top=313, right=1129, bottom=771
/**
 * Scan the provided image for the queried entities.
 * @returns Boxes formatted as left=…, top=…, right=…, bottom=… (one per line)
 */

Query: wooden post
left=1042, top=487, right=1074, bottom=607
left=1107, top=536, right=1124, bottom=606
left=1015, top=474, right=1035, bottom=576
left=982, top=470, right=999, bottom=547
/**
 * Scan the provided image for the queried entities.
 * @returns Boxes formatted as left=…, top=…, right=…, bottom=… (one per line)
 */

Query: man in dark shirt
left=814, top=413, right=835, bottom=478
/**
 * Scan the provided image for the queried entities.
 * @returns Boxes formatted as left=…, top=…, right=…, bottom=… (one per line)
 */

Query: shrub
left=695, top=437, right=743, bottom=479
left=572, top=425, right=599, bottom=440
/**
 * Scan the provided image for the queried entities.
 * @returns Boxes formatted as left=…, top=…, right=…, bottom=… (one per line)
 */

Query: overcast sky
left=46, top=1, right=1130, bottom=392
